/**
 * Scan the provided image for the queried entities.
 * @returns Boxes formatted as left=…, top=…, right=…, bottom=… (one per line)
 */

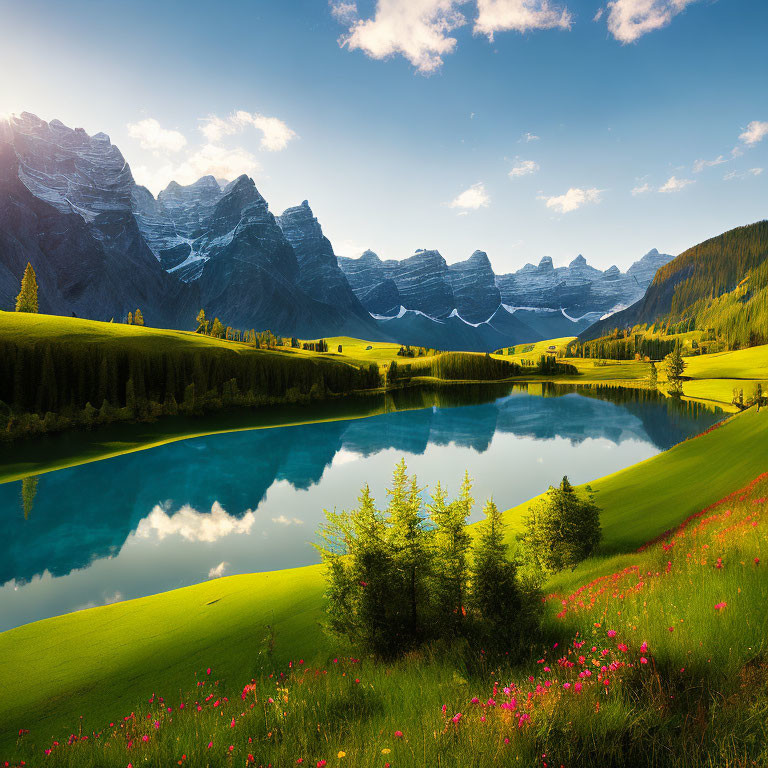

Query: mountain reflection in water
left=0, top=383, right=724, bottom=630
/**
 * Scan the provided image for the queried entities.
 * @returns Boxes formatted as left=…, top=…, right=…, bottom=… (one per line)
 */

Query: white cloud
left=208, top=561, right=229, bottom=579
left=659, top=175, right=694, bottom=192
left=631, top=182, right=651, bottom=195
left=330, top=1, right=358, bottom=23
left=132, top=144, right=261, bottom=194
left=692, top=155, right=726, bottom=173
left=593, top=7, right=604, bottom=20
left=739, top=120, right=768, bottom=146
left=449, top=182, right=491, bottom=210
left=127, top=118, right=187, bottom=153
left=605, top=0, right=700, bottom=44
left=200, top=110, right=297, bottom=151
left=272, top=515, right=305, bottom=526
left=509, top=159, right=539, bottom=178
left=336, top=0, right=466, bottom=74
left=474, top=0, right=572, bottom=40
left=522, top=131, right=540, bottom=142
left=541, top=187, right=602, bottom=213
left=724, top=168, right=763, bottom=181
left=135, top=502, right=257, bottom=542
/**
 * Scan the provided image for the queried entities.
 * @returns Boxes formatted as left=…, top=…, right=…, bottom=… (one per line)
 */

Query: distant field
left=566, top=357, right=650, bottom=380
left=493, top=336, right=575, bottom=363
left=309, top=336, right=409, bottom=367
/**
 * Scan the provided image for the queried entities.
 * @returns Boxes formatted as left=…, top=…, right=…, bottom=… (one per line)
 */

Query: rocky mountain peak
left=467, top=249, right=492, bottom=265
left=570, top=254, right=587, bottom=267
left=538, top=256, right=554, bottom=271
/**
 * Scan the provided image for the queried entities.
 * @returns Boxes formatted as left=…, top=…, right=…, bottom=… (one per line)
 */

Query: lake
left=0, top=383, right=725, bottom=631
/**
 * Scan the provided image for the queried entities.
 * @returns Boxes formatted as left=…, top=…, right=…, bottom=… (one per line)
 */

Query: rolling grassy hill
left=2, top=405, right=766, bottom=752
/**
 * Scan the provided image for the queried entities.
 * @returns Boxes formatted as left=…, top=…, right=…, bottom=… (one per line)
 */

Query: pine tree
left=387, top=460, right=428, bottom=648
left=471, top=498, right=520, bottom=644
left=211, top=318, right=225, bottom=338
left=134, top=308, right=145, bottom=326
left=430, top=474, right=473, bottom=634
left=519, top=477, right=601, bottom=574
left=664, top=343, right=686, bottom=396
left=15, top=262, right=39, bottom=313
left=126, top=311, right=133, bottom=325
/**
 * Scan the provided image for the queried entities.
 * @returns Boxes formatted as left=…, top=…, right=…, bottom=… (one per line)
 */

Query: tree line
left=388, top=353, right=578, bottom=382
left=567, top=334, right=678, bottom=361
left=317, top=463, right=601, bottom=659
left=0, top=338, right=381, bottom=440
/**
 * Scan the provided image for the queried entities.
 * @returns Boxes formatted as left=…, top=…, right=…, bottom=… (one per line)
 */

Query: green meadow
left=2, top=405, right=767, bottom=758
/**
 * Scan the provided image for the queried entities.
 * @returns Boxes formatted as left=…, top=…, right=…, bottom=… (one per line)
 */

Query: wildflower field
left=6, top=475, right=767, bottom=768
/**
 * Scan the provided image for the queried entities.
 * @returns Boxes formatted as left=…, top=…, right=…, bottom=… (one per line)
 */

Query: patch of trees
left=302, top=339, right=329, bottom=353
left=316, top=461, right=534, bottom=658
left=397, top=345, right=438, bottom=358
left=0, top=337, right=381, bottom=440
left=567, top=334, right=678, bottom=361
left=387, top=353, right=578, bottom=383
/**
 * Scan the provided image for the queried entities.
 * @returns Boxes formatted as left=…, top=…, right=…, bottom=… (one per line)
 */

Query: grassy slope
left=493, top=336, right=575, bottom=362
left=2, top=407, right=767, bottom=747
left=0, top=311, right=374, bottom=371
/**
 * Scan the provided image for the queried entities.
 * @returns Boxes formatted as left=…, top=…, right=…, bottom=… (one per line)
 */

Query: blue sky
left=1, top=0, right=766, bottom=271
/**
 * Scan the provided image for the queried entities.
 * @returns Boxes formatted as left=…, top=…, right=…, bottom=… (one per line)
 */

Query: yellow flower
left=338, top=752, right=346, bottom=759
left=382, top=749, right=391, bottom=755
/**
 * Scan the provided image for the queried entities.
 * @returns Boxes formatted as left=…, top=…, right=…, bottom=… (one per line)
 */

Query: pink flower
left=574, top=682, right=582, bottom=692
left=317, top=761, right=327, bottom=768
left=640, top=657, right=648, bottom=665
left=640, top=641, right=648, bottom=653
left=206, top=668, right=211, bottom=675
left=714, top=602, right=727, bottom=610
left=607, top=630, right=617, bottom=638
left=451, top=713, right=462, bottom=724
left=394, top=730, right=403, bottom=738
left=207, top=742, right=213, bottom=749
left=141, top=735, right=149, bottom=743
left=229, top=746, right=234, bottom=753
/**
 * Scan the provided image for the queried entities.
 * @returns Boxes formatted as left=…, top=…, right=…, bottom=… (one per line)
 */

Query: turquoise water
left=0, top=384, right=724, bottom=631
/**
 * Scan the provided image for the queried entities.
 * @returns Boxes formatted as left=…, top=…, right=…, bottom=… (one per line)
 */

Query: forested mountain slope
left=581, top=220, right=768, bottom=347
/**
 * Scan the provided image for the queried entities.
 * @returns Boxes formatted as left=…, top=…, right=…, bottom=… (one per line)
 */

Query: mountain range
left=0, top=112, right=674, bottom=350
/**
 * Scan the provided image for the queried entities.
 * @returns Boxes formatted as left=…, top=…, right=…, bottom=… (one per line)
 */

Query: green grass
left=6, top=463, right=768, bottom=768
left=683, top=343, right=768, bottom=380
left=2, top=407, right=767, bottom=753
left=493, top=336, right=575, bottom=362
